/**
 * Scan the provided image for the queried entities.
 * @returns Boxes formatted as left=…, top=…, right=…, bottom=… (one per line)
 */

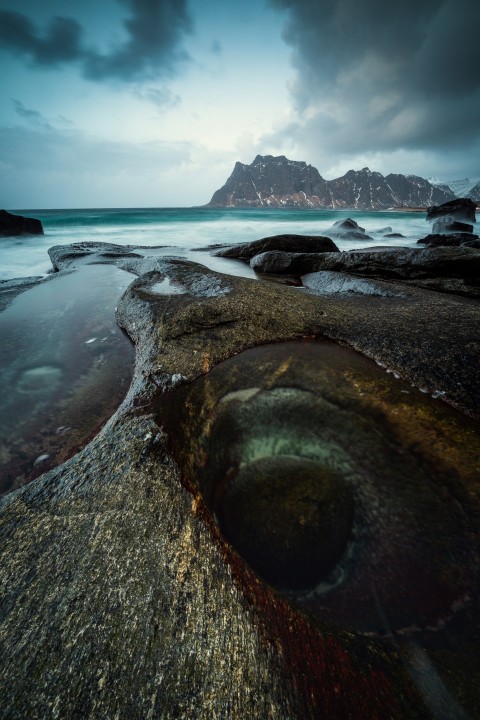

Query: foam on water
left=0, top=207, right=436, bottom=281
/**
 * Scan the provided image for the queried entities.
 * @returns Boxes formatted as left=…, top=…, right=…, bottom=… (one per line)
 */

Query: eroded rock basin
left=160, top=341, right=480, bottom=636
left=0, top=264, right=134, bottom=494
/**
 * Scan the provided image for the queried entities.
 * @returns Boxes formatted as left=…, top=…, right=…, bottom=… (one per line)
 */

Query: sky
left=0, top=0, right=479, bottom=208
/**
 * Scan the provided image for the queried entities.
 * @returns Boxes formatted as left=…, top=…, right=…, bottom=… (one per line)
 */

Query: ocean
left=0, top=207, right=431, bottom=281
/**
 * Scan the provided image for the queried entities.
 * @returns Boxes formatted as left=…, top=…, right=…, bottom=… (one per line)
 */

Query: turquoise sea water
left=0, top=207, right=432, bottom=281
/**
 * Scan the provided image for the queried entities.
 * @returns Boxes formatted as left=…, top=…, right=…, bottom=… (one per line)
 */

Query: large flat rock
left=1, top=253, right=480, bottom=719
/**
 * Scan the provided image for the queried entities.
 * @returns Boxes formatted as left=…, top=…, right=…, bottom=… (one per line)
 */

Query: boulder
left=252, top=246, right=480, bottom=283
left=215, top=234, right=338, bottom=260
left=290, top=246, right=480, bottom=281
left=0, top=209, right=43, bottom=236
left=426, top=198, right=476, bottom=224
left=418, top=233, right=479, bottom=248
left=250, top=251, right=325, bottom=275
left=432, top=216, right=474, bottom=234
left=324, top=217, right=373, bottom=240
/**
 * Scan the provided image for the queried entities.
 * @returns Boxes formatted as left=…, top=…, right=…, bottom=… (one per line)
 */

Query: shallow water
left=0, top=264, right=134, bottom=494
left=0, top=206, right=440, bottom=281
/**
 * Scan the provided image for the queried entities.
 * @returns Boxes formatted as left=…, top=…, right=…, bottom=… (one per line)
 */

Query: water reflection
left=0, top=265, right=135, bottom=494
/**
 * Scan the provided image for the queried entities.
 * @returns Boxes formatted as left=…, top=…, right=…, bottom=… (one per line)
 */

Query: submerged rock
left=215, top=234, right=338, bottom=260
left=0, top=209, right=43, bottom=236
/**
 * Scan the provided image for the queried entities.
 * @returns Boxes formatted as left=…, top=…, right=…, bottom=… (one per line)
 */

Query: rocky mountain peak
left=206, top=155, right=455, bottom=209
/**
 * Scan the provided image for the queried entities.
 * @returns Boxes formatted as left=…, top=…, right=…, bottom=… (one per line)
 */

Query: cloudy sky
left=0, top=0, right=478, bottom=208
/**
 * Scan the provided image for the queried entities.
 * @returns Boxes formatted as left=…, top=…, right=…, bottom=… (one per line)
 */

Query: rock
left=432, top=216, right=474, bottom=234
left=0, top=275, right=45, bottom=311
left=0, top=209, right=43, bottom=236
left=252, top=246, right=480, bottom=289
left=1, top=247, right=480, bottom=718
left=250, top=251, right=325, bottom=275
left=296, top=246, right=480, bottom=282
left=48, top=242, right=146, bottom=272
left=324, top=217, right=373, bottom=240
left=462, top=239, right=480, bottom=249
left=349, top=246, right=408, bottom=253
left=301, top=271, right=402, bottom=297
left=426, top=198, right=476, bottom=224
left=215, top=234, right=338, bottom=260
left=384, top=232, right=405, bottom=238
left=418, top=233, right=479, bottom=247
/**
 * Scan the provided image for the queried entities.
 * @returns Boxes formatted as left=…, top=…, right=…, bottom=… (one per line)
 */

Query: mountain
left=207, top=156, right=455, bottom=209
left=208, top=155, right=334, bottom=208
left=429, top=177, right=479, bottom=198
left=467, top=182, right=480, bottom=203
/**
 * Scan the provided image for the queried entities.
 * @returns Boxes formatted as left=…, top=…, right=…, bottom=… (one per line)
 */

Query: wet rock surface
left=301, top=271, right=403, bottom=297
left=294, top=246, right=480, bottom=281
left=249, top=245, right=480, bottom=298
left=426, top=197, right=476, bottom=224
left=1, top=243, right=480, bottom=719
left=418, top=233, right=479, bottom=247
left=214, top=233, right=339, bottom=260
left=324, top=217, right=373, bottom=240
left=431, top=216, right=474, bottom=234
left=0, top=209, right=44, bottom=236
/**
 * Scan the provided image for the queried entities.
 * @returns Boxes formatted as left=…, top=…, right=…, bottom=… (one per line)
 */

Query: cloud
left=12, top=99, right=51, bottom=126
left=0, top=121, right=194, bottom=207
left=0, top=0, right=192, bottom=82
left=268, top=0, right=480, bottom=158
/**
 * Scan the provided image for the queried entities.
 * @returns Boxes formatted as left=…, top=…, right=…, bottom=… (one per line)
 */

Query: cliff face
left=207, top=156, right=455, bottom=209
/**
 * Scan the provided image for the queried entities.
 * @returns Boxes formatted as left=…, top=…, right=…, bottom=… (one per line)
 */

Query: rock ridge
left=207, top=156, right=455, bottom=210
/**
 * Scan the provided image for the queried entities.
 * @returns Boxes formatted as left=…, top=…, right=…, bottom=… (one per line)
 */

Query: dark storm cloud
left=269, top=0, right=480, bottom=154
left=0, top=11, right=83, bottom=65
left=83, top=0, right=192, bottom=80
left=0, top=0, right=192, bottom=81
